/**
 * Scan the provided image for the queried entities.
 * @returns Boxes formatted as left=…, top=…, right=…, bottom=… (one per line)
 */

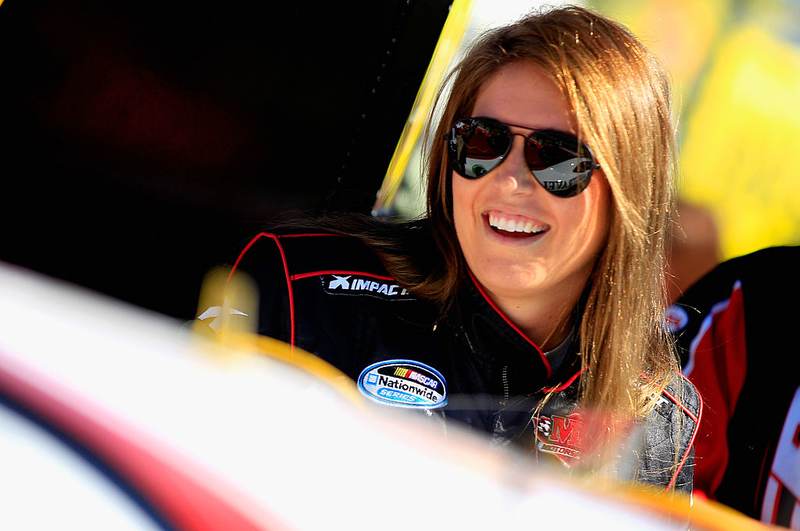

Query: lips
left=487, top=212, right=548, bottom=236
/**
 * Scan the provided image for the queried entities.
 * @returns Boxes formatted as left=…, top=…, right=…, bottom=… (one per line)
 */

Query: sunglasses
left=447, top=117, right=600, bottom=198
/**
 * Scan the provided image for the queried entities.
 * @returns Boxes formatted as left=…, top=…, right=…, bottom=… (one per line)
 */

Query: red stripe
left=467, top=270, right=550, bottom=377
left=757, top=445, right=775, bottom=512
left=543, top=368, right=583, bottom=392
left=228, top=232, right=267, bottom=282
left=639, top=371, right=704, bottom=492
left=661, top=377, right=700, bottom=423
left=229, top=233, right=296, bottom=351
left=684, top=281, right=747, bottom=498
left=663, top=374, right=704, bottom=492
left=771, top=480, right=784, bottom=524
left=0, top=352, right=286, bottom=531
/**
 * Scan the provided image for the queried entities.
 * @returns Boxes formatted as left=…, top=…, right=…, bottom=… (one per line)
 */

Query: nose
left=492, top=135, right=537, bottom=194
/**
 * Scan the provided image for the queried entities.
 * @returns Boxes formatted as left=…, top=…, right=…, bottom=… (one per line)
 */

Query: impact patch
left=357, top=360, right=447, bottom=408
left=320, top=275, right=415, bottom=301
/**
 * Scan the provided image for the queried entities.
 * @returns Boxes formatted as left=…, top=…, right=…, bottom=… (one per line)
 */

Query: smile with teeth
left=488, top=213, right=548, bottom=235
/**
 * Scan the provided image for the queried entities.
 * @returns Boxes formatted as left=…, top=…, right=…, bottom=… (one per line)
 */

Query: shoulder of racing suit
left=668, top=246, right=800, bottom=521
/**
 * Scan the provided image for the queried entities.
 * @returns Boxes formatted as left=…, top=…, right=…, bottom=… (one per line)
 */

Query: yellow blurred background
left=591, top=0, right=800, bottom=263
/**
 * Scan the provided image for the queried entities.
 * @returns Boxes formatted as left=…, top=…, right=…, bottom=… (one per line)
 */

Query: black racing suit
left=669, top=246, right=800, bottom=523
left=204, top=230, right=700, bottom=492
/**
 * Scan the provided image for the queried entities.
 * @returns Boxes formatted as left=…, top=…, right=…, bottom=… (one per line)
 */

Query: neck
left=472, top=277, right=582, bottom=351
left=497, top=296, right=575, bottom=351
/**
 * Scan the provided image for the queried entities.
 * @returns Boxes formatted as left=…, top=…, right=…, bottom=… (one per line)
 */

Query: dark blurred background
left=0, top=0, right=451, bottom=320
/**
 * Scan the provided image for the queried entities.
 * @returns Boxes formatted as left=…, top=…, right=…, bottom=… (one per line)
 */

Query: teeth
left=489, top=214, right=546, bottom=234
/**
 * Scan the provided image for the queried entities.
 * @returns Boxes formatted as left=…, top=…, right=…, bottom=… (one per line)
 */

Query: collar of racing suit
left=451, top=274, right=583, bottom=397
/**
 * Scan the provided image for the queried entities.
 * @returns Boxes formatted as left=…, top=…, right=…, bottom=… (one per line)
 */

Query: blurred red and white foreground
left=0, top=262, right=774, bottom=530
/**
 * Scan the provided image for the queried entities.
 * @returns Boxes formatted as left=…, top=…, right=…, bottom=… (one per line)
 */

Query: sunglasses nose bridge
left=493, top=133, right=539, bottom=193
left=504, top=132, right=529, bottom=158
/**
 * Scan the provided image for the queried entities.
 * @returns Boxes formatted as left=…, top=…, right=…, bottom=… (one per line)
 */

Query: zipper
left=502, top=364, right=510, bottom=403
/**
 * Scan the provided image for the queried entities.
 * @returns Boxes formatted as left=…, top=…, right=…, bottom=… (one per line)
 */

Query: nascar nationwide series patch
left=320, top=274, right=415, bottom=301
left=357, top=360, right=447, bottom=408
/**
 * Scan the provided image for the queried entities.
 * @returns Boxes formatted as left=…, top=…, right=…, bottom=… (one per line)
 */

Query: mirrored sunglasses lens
left=526, top=133, right=594, bottom=197
left=452, top=120, right=509, bottom=178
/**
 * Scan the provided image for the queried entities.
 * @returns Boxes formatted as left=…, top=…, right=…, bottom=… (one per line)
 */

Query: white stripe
left=683, top=280, right=742, bottom=377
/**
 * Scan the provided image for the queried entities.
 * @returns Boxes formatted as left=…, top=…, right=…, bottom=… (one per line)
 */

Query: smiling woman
left=451, top=61, right=610, bottom=351
left=199, top=4, right=700, bottom=495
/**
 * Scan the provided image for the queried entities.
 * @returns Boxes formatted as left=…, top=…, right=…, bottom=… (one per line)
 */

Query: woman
left=204, top=5, right=700, bottom=492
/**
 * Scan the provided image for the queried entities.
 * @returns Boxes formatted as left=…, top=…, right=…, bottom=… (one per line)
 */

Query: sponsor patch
left=665, top=304, right=689, bottom=333
left=321, top=275, right=415, bottom=300
left=357, top=360, right=447, bottom=408
left=532, top=412, right=584, bottom=467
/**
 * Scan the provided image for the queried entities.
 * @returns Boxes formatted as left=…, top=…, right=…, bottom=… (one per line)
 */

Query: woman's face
left=452, top=61, right=611, bottom=314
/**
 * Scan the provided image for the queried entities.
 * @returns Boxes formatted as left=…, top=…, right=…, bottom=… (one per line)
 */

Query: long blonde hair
left=422, top=5, right=679, bottom=418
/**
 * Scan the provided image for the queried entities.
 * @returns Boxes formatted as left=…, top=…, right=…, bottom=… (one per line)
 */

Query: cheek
left=554, top=175, right=611, bottom=255
left=451, top=177, right=486, bottom=268
left=583, top=176, right=612, bottom=251
left=451, top=177, right=474, bottom=233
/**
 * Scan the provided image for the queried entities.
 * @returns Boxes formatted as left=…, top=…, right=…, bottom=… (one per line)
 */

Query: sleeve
left=670, top=246, right=800, bottom=517
left=679, top=281, right=746, bottom=498
left=637, top=373, right=702, bottom=495
left=669, top=258, right=748, bottom=499
left=669, top=374, right=702, bottom=495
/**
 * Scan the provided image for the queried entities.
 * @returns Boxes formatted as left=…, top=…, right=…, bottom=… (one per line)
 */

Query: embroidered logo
left=357, top=360, right=447, bottom=408
left=320, top=275, right=415, bottom=300
left=533, top=412, right=584, bottom=466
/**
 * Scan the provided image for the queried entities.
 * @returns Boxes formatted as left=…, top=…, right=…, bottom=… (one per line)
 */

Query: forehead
left=471, top=61, right=576, bottom=134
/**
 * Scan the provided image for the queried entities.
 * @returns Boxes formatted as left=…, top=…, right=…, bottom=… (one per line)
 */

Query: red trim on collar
left=543, top=368, right=583, bottom=392
left=467, top=269, right=551, bottom=377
